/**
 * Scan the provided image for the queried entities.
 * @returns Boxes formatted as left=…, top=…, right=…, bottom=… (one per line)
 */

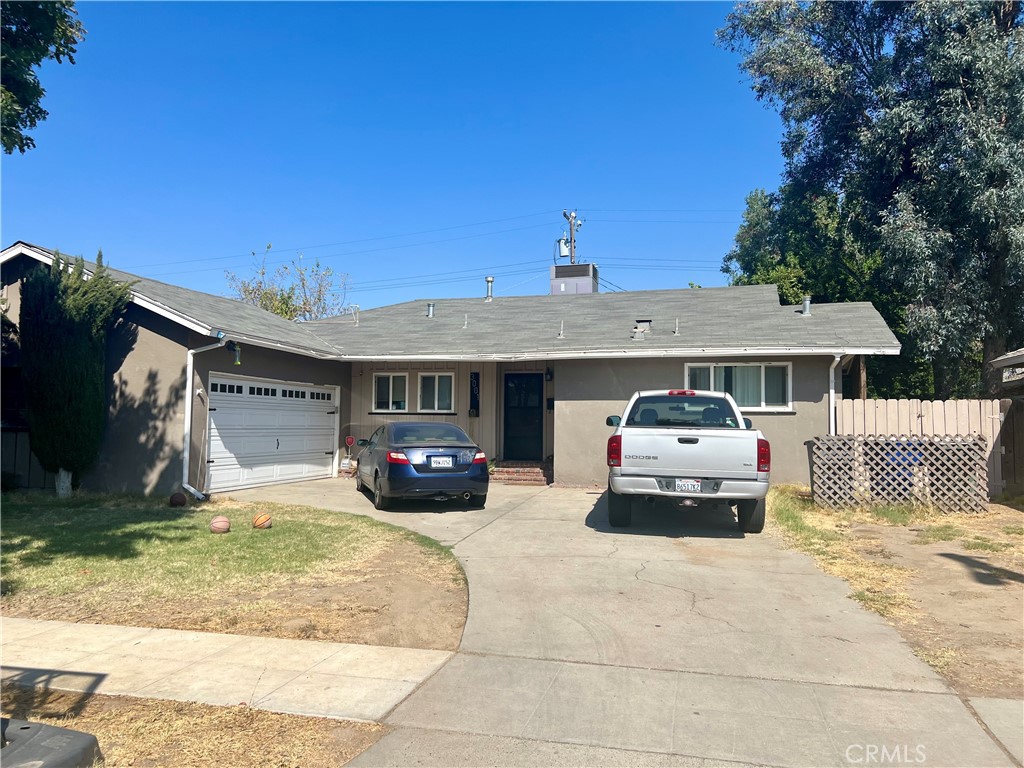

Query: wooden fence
left=835, top=398, right=1008, bottom=499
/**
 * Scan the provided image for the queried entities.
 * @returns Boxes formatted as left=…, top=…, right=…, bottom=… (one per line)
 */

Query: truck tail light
left=607, top=435, right=622, bottom=467
left=668, top=389, right=696, bottom=396
left=757, top=439, right=771, bottom=472
left=387, top=451, right=411, bottom=465
left=472, top=451, right=487, bottom=464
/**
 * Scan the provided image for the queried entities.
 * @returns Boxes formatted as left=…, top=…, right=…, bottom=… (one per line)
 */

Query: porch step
left=490, top=461, right=553, bottom=486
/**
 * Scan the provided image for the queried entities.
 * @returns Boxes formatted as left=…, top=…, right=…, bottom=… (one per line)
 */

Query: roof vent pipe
left=485, top=276, right=494, bottom=302
left=802, top=296, right=812, bottom=316
left=427, top=302, right=435, bottom=318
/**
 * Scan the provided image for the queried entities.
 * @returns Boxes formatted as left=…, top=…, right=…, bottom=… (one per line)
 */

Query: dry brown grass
left=1, top=686, right=385, bottom=768
left=766, top=487, right=917, bottom=620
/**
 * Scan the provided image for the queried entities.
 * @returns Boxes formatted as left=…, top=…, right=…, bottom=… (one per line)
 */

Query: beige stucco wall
left=346, top=361, right=559, bottom=462
left=86, top=306, right=192, bottom=494
left=348, top=360, right=500, bottom=458
left=551, top=356, right=833, bottom=487
left=190, top=343, right=350, bottom=491
left=0, top=266, right=193, bottom=495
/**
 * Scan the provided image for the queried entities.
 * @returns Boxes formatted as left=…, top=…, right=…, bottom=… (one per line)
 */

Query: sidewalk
left=1, top=617, right=451, bottom=722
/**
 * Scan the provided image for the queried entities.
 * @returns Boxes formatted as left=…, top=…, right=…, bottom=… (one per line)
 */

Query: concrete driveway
left=234, top=480, right=1016, bottom=767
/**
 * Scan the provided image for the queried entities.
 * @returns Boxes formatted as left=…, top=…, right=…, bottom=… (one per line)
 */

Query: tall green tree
left=19, top=253, right=132, bottom=497
left=720, top=1, right=1023, bottom=397
left=1, top=1, right=86, bottom=154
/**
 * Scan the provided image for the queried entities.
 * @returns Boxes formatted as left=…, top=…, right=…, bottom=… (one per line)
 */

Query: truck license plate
left=430, top=456, right=454, bottom=469
left=675, top=478, right=701, bottom=492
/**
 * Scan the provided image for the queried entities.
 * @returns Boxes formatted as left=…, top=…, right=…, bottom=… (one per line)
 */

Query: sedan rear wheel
left=373, top=476, right=391, bottom=511
left=468, top=494, right=487, bottom=508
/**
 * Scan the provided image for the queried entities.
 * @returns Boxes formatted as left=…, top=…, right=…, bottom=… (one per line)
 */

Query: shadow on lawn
left=938, top=552, right=1024, bottom=586
left=0, top=495, right=195, bottom=595
left=2, top=669, right=105, bottom=721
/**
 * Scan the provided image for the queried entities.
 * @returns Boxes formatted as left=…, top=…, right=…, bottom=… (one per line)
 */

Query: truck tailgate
left=620, top=427, right=759, bottom=479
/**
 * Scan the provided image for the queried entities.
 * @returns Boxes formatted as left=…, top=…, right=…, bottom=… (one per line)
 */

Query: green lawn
left=0, top=492, right=433, bottom=601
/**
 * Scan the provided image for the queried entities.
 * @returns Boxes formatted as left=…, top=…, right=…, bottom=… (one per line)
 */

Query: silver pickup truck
left=605, top=388, right=770, bottom=533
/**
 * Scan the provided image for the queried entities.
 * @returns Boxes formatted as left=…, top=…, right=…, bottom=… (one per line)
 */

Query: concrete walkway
left=1, top=617, right=451, bottom=722
left=3, top=480, right=1020, bottom=767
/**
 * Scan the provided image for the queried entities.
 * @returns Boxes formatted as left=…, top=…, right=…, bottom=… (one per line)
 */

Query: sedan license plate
left=675, top=478, right=701, bottom=493
left=430, top=456, right=454, bottom=469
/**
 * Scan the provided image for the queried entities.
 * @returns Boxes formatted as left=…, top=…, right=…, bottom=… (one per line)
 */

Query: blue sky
left=1, top=2, right=784, bottom=309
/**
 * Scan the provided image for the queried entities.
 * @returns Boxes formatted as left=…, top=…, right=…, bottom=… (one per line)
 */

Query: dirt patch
left=3, top=535, right=467, bottom=651
left=1, top=686, right=385, bottom=768
left=846, top=504, right=1023, bottom=699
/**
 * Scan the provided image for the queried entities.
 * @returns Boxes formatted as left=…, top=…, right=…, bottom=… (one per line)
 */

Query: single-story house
left=1, top=241, right=901, bottom=495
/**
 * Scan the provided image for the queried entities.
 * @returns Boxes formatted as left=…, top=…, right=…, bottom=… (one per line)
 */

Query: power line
left=335, top=259, right=549, bottom=292
left=586, top=219, right=741, bottom=224
left=598, top=277, right=628, bottom=292
left=344, top=266, right=547, bottom=295
left=581, top=208, right=743, bottom=213
left=146, top=221, right=560, bottom=278
left=135, top=209, right=563, bottom=271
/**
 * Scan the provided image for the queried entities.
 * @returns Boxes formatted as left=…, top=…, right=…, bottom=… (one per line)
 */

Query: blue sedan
left=355, top=422, right=489, bottom=510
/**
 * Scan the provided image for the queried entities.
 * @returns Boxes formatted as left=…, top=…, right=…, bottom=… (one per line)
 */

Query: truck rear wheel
left=736, top=498, right=765, bottom=534
left=608, top=486, right=632, bottom=527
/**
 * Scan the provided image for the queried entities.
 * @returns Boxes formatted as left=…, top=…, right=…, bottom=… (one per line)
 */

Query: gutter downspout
left=182, top=336, right=227, bottom=499
left=828, top=355, right=841, bottom=435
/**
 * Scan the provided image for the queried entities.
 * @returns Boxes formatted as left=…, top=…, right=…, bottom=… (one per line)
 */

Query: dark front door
left=503, top=373, right=544, bottom=461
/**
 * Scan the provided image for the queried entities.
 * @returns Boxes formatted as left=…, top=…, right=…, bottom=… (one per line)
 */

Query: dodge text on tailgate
left=605, top=389, right=770, bottom=532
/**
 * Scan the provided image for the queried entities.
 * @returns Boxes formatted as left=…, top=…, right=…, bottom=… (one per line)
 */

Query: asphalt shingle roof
left=5, top=243, right=900, bottom=360
left=305, top=285, right=900, bottom=359
left=7, top=243, right=337, bottom=357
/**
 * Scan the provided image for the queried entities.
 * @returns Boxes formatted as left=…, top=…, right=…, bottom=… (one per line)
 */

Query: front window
left=419, top=373, right=454, bottom=412
left=374, top=374, right=407, bottom=411
left=686, top=363, right=791, bottom=410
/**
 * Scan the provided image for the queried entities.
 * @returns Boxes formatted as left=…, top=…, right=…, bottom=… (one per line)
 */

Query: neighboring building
left=1, top=242, right=900, bottom=495
left=990, top=348, right=1024, bottom=497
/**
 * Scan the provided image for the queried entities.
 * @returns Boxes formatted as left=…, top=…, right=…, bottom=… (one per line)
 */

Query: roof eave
left=2, top=242, right=213, bottom=336
left=332, top=345, right=901, bottom=363
left=219, top=332, right=340, bottom=361
left=2, top=242, right=342, bottom=360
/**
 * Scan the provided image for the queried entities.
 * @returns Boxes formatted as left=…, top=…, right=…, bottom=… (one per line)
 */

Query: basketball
left=209, top=515, right=231, bottom=533
left=252, top=512, right=272, bottom=529
left=169, top=492, right=187, bottom=508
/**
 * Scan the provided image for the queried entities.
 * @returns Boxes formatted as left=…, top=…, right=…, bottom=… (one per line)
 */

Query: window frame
left=372, top=373, right=409, bottom=413
left=417, top=372, right=456, bottom=413
left=684, top=362, right=793, bottom=412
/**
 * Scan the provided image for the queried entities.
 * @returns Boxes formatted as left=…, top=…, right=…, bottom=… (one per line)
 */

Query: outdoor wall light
left=545, top=367, right=554, bottom=382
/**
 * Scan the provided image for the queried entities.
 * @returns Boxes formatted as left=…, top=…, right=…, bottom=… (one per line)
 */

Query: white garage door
left=206, top=375, right=339, bottom=493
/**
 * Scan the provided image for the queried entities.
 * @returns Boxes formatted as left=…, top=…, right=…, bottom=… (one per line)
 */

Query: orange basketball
left=209, top=515, right=231, bottom=533
left=252, top=513, right=272, bottom=530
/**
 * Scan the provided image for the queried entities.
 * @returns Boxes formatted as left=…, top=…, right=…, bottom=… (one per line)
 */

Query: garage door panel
left=208, top=458, right=333, bottom=490
left=206, top=376, right=339, bottom=493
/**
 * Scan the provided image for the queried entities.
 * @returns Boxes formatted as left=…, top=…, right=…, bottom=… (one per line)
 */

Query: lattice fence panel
left=811, top=434, right=988, bottom=513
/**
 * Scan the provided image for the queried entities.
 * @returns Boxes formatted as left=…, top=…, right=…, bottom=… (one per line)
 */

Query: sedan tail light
left=607, top=434, right=622, bottom=467
left=473, top=451, right=487, bottom=464
left=386, top=451, right=411, bottom=465
left=757, top=438, right=771, bottom=472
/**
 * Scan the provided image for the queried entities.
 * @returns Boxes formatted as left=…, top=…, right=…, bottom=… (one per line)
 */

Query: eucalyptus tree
left=720, top=1, right=1023, bottom=397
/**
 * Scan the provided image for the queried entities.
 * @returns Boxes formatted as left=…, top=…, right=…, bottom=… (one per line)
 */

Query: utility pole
left=562, top=209, right=582, bottom=264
